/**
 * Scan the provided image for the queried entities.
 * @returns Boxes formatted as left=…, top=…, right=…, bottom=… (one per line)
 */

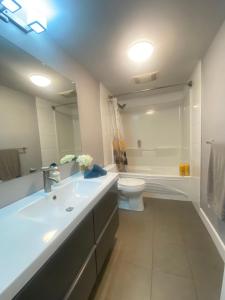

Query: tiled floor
left=91, top=198, right=224, bottom=300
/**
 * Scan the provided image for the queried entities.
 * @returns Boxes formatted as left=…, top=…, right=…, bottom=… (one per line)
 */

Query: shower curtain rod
left=108, top=81, right=193, bottom=99
left=52, top=102, right=76, bottom=110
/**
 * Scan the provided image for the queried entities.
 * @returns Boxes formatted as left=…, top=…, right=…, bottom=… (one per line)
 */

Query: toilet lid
left=118, top=178, right=145, bottom=187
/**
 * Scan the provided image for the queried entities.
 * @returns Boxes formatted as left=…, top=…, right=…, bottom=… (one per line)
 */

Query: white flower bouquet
left=76, top=154, right=93, bottom=171
left=60, top=154, right=76, bottom=165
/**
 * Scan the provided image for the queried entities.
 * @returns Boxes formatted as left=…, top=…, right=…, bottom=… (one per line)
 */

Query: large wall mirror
left=0, top=37, right=82, bottom=183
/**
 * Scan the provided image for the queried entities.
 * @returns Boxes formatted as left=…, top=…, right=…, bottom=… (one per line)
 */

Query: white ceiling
left=48, top=0, right=225, bottom=95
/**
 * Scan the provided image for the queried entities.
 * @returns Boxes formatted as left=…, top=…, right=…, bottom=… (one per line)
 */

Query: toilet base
left=119, top=193, right=144, bottom=211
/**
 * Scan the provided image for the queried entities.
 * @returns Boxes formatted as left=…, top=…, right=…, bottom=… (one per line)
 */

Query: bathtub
left=106, top=164, right=191, bottom=201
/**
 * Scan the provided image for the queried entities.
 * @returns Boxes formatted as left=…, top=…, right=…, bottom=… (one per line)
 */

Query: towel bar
left=17, top=147, right=27, bottom=154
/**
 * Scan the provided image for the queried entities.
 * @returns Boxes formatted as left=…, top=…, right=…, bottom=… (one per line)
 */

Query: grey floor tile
left=117, top=236, right=153, bottom=269
left=187, top=249, right=224, bottom=300
left=93, top=259, right=151, bottom=300
left=92, top=198, right=224, bottom=300
left=151, top=271, right=197, bottom=300
left=154, top=222, right=184, bottom=245
left=182, top=228, right=219, bottom=259
left=153, top=241, right=192, bottom=278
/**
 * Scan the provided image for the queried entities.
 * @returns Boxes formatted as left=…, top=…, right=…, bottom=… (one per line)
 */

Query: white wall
left=201, top=20, right=225, bottom=245
left=189, top=62, right=202, bottom=209
left=36, top=97, right=59, bottom=167
left=100, top=83, right=114, bottom=165
left=0, top=23, right=104, bottom=165
left=180, top=89, right=190, bottom=162
left=0, top=85, right=42, bottom=175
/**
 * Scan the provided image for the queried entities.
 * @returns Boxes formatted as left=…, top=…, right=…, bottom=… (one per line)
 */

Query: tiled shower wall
left=120, top=91, right=189, bottom=170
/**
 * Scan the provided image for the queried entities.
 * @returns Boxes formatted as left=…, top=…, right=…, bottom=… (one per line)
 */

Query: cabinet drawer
left=96, top=208, right=119, bottom=274
left=93, top=187, right=118, bottom=240
left=65, top=249, right=96, bottom=300
left=14, top=213, right=94, bottom=300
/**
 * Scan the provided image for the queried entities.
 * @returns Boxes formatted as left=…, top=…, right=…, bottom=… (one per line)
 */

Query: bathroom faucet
left=42, top=167, right=60, bottom=193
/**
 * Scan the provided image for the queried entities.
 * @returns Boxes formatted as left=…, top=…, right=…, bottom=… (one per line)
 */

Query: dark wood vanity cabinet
left=93, top=188, right=118, bottom=240
left=93, top=186, right=119, bottom=274
left=14, top=213, right=95, bottom=300
left=13, top=186, right=119, bottom=300
left=95, top=207, right=119, bottom=274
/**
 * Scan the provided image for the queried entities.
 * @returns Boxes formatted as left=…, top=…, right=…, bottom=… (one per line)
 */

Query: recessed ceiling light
left=146, top=109, right=155, bottom=115
left=128, top=41, right=154, bottom=63
left=193, top=105, right=199, bottom=109
left=30, top=74, right=51, bottom=87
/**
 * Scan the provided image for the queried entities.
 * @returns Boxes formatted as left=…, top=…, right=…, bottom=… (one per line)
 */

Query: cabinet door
left=65, top=249, right=96, bottom=300
left=93, top=187, right=118, bottom=241
left=96, top=208, right=119, bottom=274
left=14, top=213, right=94, bottom=300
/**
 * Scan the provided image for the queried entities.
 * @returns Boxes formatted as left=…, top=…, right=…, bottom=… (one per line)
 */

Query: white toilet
left=117, top=178, right=146, bottom=211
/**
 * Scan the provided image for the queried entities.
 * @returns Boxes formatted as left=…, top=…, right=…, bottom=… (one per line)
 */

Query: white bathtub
left=125, top=165, right=179, bottom=176
left=106, top=165, right=191, bottom=201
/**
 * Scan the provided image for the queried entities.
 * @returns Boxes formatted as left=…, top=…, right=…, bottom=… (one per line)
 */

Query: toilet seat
left=118, top=178, right=145, bottom=192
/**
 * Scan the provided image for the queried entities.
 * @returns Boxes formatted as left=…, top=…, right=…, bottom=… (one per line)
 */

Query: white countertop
left=0, top=172, right=119, bottom=300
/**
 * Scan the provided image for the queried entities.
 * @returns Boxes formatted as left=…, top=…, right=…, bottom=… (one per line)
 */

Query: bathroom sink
left=17, top=179, right=102, bottom=224
left=18, top=197, right=70, bottom=223
left=74, top=180, right=101, bottom=198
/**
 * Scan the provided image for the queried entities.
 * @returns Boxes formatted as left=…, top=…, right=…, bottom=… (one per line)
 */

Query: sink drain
left=65, top=206, right=74, bottom=212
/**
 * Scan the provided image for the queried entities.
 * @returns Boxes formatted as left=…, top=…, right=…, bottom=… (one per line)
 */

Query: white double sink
left=0, top=172, right=118, bottom=300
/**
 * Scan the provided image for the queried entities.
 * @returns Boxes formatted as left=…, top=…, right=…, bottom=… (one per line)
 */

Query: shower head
left=118, top=103, right=126, bottom=110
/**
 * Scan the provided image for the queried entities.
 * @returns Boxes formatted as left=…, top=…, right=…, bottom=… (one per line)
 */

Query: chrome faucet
left=42, top=167, right=60, bottom=193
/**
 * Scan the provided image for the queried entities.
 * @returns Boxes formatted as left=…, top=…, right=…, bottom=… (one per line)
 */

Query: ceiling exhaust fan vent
left=132, top=72, right=158, bottom=84
left=58, top=89, right=77, bottom=98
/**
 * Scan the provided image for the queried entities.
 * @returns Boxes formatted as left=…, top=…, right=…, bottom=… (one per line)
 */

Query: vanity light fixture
left=27, top=8, right=47, bottom=33
left=146, top=109, right=155, bottom=115
left=28, top=20, right=46, bottom=33
left=30, top=74, right=51, bottom=87
left=1, top=0, right=21, bottom=13
left=128, top=41, right=154, bottom=63
left=0, top=0, right=48, bottom=33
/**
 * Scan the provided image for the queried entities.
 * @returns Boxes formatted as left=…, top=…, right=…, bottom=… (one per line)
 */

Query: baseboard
left=144, top=192, right=190, bottom=201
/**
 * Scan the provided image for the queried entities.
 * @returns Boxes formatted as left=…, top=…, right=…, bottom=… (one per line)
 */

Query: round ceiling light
left=128, top=41, right=154, bottom=63
left=146, top=109, right=155, bottom=115
left=30, top=74, right=51, bottom=87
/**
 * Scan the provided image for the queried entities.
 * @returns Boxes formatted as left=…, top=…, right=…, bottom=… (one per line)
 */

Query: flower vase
left=80, top=165, right=89, bottom=176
